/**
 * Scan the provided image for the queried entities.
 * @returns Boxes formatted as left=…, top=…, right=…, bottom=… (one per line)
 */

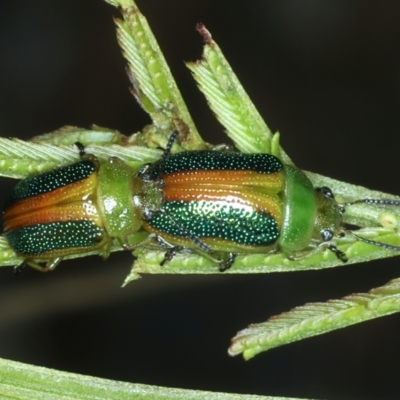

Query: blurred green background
left=1, top=1, right=400, bottom=399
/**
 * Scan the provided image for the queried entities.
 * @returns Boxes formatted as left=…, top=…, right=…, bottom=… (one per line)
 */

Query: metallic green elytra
left=143, top=151, right=284, bottom=247
left=4, top=136, right=400, bottom=272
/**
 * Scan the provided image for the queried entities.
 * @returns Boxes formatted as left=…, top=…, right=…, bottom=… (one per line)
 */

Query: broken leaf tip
left=196, top=23, right=213, bottom=45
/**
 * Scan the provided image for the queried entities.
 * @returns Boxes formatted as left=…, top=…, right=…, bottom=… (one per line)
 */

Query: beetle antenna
left=344, top=198, right=400, bottom=207
left=74, top=142, right=86, bottom=158
left=347, top=231, right=400, bottom=251
left=161, top=131, right=179, bottom=162
left=150, top=131, right=180, bottom=185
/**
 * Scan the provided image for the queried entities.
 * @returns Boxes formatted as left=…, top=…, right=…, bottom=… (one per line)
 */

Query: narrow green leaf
left=0, top=356, right=296, bottom=400
left=229, top=277, right=400, bottom=360
left=186, top=25, right=273, bottom=154
left=0, top=138, right=161, bottom=178
left=0, top=236, right=21, bottom=267
left=0, top=138, right=79, bottom=178
left=127, top=227, right=400, bottom=276
left=110, top=0, right=205, bottom=150
left=31, top=125, right=126, bottom=146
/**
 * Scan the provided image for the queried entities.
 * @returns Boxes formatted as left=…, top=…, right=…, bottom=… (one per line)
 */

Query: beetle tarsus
left=218, top=253, right=236, bottom=272
left=13, top=264, right=26, bottom=275
left=327, top=244, right=348, bottom=262
left=161, top=246, right=183, bottom=266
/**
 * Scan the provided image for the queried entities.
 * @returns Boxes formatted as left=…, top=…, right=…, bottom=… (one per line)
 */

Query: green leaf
left=0, top=136, right=161, bottom=179
left=0, top=356, right=295, bottom=400
left=186, top=25, right=273, bottom=155
left=111, top=0, right=205, bottom=150
left=229, top=277, right=400, bottom=360
left=31, top=126, right=126, bottom=146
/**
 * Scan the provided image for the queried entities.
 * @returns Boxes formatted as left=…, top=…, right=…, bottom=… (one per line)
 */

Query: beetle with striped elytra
left=4, top=132, right=400, bottom=272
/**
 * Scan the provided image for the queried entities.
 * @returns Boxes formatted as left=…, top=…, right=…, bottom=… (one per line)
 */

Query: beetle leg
left=155, top=210, right=214, bottom=255
left=22, top=257, right=62, bottom=272
left=185, top=248, right=237, bottom=272
left=287, top=241, right=348, bottom=263
left=160, top=246, right=184, bottom=266
left=13, top=264, right=25, bottom=275
left=319, top=228, right=347, bottom=261
left=155, top=234, right=237, bottom=271
left=324, top=244, right=347, bottom=262
left=218, top=253, right=236, bottom=272
left=154, top=236, right=184, bottom=266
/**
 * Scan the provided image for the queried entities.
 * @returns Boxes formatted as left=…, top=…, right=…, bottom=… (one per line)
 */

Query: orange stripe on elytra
left=163, top=169, right=285, bottom=190
left=4, top=174, right=97, bottom=221
left=3, top=202, right=101, bottom=232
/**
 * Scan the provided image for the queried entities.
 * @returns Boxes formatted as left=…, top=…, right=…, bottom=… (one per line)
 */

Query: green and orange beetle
left=3, top=133, right=400, bottom=271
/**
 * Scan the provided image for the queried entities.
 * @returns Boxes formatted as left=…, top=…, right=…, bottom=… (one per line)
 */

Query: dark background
left=1, top=1, right=400, bottom=399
